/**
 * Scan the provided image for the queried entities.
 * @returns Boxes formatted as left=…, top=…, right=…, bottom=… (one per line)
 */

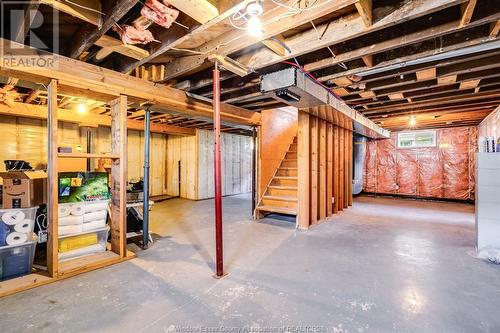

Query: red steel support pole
left=213, top=62, right=224, bottom=277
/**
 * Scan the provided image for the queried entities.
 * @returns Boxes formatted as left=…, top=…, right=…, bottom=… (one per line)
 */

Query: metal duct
left=353, top=135, right=367, bottom=195
left=260, top=67, right=390, bottom=139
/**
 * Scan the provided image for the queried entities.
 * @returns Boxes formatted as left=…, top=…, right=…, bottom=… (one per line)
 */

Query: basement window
left=397, top=130, right=437, bottom=148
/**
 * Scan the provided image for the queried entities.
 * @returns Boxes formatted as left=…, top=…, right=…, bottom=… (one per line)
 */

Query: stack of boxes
left=0, top=171, right=46, bottom=281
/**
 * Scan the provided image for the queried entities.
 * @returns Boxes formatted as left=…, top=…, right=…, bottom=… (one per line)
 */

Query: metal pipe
left=86, top=128, right=92, bottom=172
left=213, top=62, right=224, bottom=277
left=143, top=107, right=151, bottom=249
left=251, top=127, right=257, bottom=214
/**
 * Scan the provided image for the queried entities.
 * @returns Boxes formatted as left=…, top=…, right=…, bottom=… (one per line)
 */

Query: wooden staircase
left=255, top=136, right=298, bottom=217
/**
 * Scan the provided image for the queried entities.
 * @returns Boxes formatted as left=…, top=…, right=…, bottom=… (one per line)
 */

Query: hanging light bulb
left=409, top=115, right=417, bottom=127
left=247, top=14, right=262, bottom=38
left=77, top=102, right=87, bottom=114
left=246, top=1, right=263, bottom=39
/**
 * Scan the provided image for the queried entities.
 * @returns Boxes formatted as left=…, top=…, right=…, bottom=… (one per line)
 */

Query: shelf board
left=0, top=272, right=55, bottom=298
left=58, top=153, right=120, bottom=159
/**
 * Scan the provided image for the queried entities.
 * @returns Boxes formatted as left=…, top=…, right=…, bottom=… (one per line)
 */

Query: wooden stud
left=310, top=116, right=319, bottom=224
left=333, top=126, right=339, bottom=214
left=338, top=127, right=345, bottom=211
left=297, top=110, right=310, bottom=230
left=355, top=0, right=372, bottom=28
left=47, top=79, right=58, bottom=278
left=326, top=123, right=333, bottom=217
left=319, top=118, right=327, bottom=221
left=459, top=0, right=477, bottom=27
left=348, top=131, right=353, bottom=206
left=110, top=96, right=127, bottom=257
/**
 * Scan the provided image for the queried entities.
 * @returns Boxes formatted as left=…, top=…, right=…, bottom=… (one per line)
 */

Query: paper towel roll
left=6, top=232, right=28, bottom=245
left=58, top=224, right=83, bottom=236
left=59, top=215, right=84, bottom=226
left=2, top=210, right=26, bottom=226
left=82, top=219, right=106, bottom=231
left=83, top=211, right=107, bottom=223
left=58, top=205, right=71, bottom=217
left=85, top=202, right=109, bottom=213
left=70, top=204, right=85, bottom=216
left=14, top=219, right=33, bottom=233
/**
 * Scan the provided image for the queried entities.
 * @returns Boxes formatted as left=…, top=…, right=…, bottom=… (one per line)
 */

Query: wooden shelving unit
left=0, top=81, right=134, bottom=298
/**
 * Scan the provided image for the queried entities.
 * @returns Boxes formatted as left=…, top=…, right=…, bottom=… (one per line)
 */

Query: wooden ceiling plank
left=438, top=74, right=458, bottom=85
left=459, top=79, right=481, bottom=90
left=355, top=0, right=372, bottom=28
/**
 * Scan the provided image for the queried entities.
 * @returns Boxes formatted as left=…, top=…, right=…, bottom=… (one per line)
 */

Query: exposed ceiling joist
left=168, top=0, right=219, bottom=24
left=459, top=0, right=477, bottom=27
left=355, top=0, right=372, bottom=28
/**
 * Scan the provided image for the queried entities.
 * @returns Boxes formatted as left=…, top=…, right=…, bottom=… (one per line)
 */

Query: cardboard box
left=0, top=171, right=47, bottom=209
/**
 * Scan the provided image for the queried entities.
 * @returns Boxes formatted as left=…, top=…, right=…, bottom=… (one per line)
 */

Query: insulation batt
left=141, top=0, right=179, bottom=29
left=112, top=24, right=155, bottom=45
left=364, top=126, right=477, bottom=200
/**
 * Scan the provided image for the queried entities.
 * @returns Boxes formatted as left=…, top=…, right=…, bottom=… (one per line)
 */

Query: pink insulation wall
left=364, top=126, right=477, bottom=200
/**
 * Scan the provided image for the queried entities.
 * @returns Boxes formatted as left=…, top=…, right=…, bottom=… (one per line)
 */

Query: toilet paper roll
left=84, top=202, right=109, bottom=213
left=59, top=215, right=84, bottom=226
left=58, top=205, right=71, bottom=217
left=83, top=211, right=107, bottom=223
left=14, top=219, right=33, bottom=233
left=58, top=224, right=83, bottom=236
left=6, top=232, right=28, bottom=245
left=70, top=204, right=85, bottom=216
left=82, top=219, right=106, bottom=232
left=2, top=210, right=26, bottom=225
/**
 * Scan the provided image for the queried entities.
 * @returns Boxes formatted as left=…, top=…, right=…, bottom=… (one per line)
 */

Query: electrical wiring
left=61, top=0, right=106, bottom=15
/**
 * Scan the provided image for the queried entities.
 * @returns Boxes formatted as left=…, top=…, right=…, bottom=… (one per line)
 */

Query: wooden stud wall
left=297, top=108, right=354, bottom=229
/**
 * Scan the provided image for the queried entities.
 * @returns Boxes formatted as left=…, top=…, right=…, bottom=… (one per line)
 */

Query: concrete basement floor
left=1, top=194, right=500, bottom=333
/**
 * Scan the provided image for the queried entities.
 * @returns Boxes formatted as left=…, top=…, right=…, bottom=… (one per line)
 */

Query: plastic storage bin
left=0, top=207, right=38, bottom=247
left=58, top=227, right=109, bottom=262
left=0, top=234, right=37, bottom=281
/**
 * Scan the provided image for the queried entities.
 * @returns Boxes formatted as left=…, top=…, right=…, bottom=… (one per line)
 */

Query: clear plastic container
left=0, top=207, right=38, bottom=247
left=58, top=227, right=109, bottom=262
left=0, top=233, right=37, bottom=281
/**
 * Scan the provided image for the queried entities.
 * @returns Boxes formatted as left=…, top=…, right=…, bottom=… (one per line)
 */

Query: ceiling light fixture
left=246, top=1, right=263, bottom=39
left=77, top=102, right=87, bottom=114
left=409, top=115, right=417, bottom=127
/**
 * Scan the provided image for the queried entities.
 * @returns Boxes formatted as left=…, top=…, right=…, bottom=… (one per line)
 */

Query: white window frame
left=397, top=130, right=437, bottom=149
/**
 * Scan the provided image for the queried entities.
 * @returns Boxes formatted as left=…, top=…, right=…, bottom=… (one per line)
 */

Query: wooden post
left=339, top=128, right=345, bottom=211
left=310, top=116, right=319, bottom=224
left=326, top=123, right=333, bottom=217
left=110, top=95, right=127, bottom=257
left=297, top=110, right=310, bottom=230
left=47, top=79, right=58, bottom=278
left=319, top=118, right=327, bottom=220
left=333, top=126, right=339, bottom=214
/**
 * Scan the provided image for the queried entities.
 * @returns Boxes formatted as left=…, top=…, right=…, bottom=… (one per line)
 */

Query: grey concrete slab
left=1, top=194, right=499, bottom=333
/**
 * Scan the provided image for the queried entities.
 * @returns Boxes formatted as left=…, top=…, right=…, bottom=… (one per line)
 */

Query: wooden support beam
left=0, top=39, right=260, bottom=126
left=310, top=116, right=319, bottom=224
left=438, top=75, right=458, bottom=86
left=24, top=89, right=41, bottom=103
left=0, top=102, right=196, bottom=135
left=110, top=95, right=127, bottom=257
left=40, top=0, right=102, bottom=25
left=94, top=35, right=150, bottom=61
left=333, top=125, right=339, bottom=214
left=459, top=79, right=481, bottom=90
left=326, top=123, right=333, bottom=217
left=319, top=118, right=327, bottom=221
left=297, top=110, right=310, bottom=230
left=460, top=0, right=477, bottom=27
left=359, top=91, right=376, bottom=98
left=12, top=2, right=40, bottom=43
left=68, top=0, right=139, bottom=59
left=388, top=93, right=404, bottom=100
left=168, top=0, right=219, bottom=23
left=47, top=79, right=58, bottom=278
left=355, top=0, right=372, bottom=28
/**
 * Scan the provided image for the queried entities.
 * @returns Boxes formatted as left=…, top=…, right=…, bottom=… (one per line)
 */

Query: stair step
left=274, top=176, right=297, bottom=180
left=263, top=195, right=298, bottom=202
left=256, top=205, right=297, bottom=215
left=268, top=186, right=297, bottom=190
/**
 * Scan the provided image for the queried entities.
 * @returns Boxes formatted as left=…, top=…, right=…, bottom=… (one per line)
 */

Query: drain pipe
left=213, top=61, right=224, bottom=277
left=141, top=101, right=153, bottom=249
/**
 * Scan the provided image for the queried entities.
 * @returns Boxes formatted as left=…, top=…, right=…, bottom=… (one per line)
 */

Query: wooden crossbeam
left=261, top=35, right=288, bottom=57
left=460, top=0, right=477, bottom=27
left=355, top=0, right=372, bottom=28
left=168, top=0, right=219, bottom=24
left=490, top=20, right=500, bottom=37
